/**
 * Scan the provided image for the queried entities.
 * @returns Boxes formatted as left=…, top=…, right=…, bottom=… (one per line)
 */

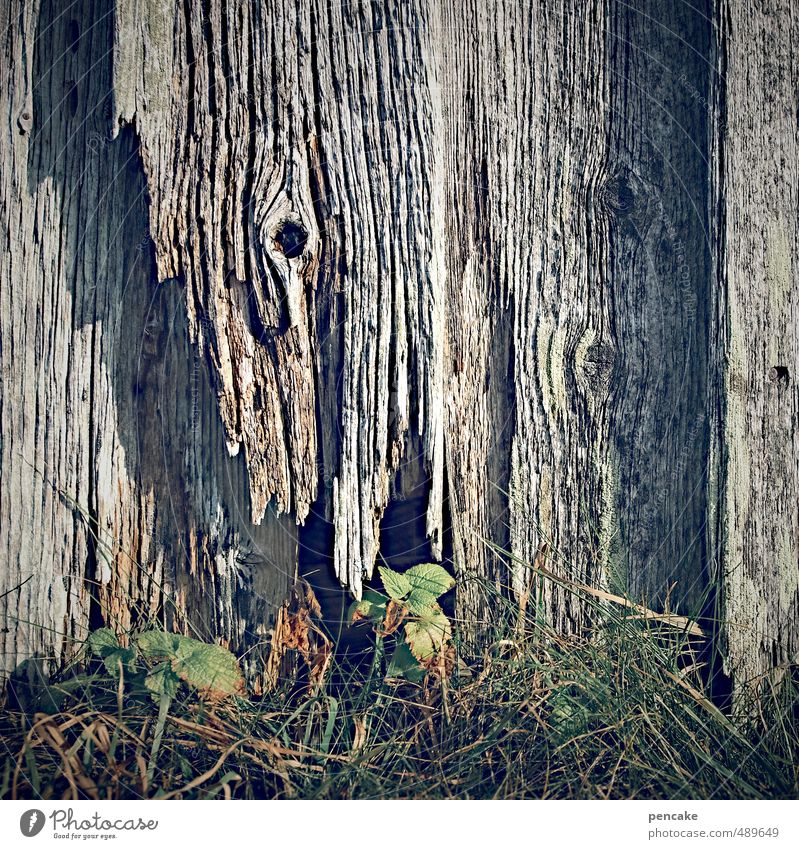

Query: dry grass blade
left=157, top=740, right=247, bottom=800
left=529, top=561, right=705, bottom=638
left=2, top=578, right=794, bottom=800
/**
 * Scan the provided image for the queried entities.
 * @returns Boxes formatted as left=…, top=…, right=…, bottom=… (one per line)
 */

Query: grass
left=1, top=577, right=797, bottom=800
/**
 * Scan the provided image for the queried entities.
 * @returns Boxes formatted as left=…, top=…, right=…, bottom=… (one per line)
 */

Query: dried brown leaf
left=265, top=581, right=332, bottom=693
left=378, top=599, right=407, bottom=637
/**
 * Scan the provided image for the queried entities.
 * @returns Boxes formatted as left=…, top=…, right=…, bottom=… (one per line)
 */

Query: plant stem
left=146, top=693, right=171, bottom=790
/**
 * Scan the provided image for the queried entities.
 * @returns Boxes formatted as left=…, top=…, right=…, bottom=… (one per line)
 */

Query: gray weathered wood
left=708, top=0, right=799, bottom=692
left=1, top=0, right=796, bottom=694
left=0, top=0, right=294, bottom=687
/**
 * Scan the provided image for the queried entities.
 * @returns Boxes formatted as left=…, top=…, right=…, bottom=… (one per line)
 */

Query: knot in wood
left=768, top=365, right=790, bottom=385
left=599, top=172, right=635, bottom=217
left=272, top=219, right=308, bottom=260
left=580, top=340, right=616, bottom=393
left=17, top=109, right=32, bottom=134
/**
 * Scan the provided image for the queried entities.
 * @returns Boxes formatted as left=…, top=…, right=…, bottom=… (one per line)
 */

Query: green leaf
left=136, top=631, right=242, bottom=696
left=386, top=641, right=426, bottom=683
left=101, top=647, right=137, bottom=678
left=405, top=563, right=456, bottom=599
left=405, top=589, right=439, bottom=616
left=378, top=565, right=412, bottom=600
left=171, top=636, right=243, bottom=696
left=404, top=607, right=451, bottom=662
left=348, top=588, right=387, bottom=624
left=137, top=630, right=180, bottom=658
left=88, top=628, right=120, bottom=657
left=88, top=629, right=136, bottom=676
left=144, top=662, right=181, bottom=700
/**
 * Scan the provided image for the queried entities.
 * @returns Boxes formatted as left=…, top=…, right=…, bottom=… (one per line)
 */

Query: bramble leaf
left=348, top=588, right=387, bottom=624
left=144, top=662, right=181, bottom=700
left=137, top=630, right=180, bottom=658
left=405, top=563, right=455, bottom=600
left=172, top=637, right=243, bottom=696
left=101, top=648, right=137, bottom=677
left=88, top=629, right=136, bottom=676
left=88, top=628, right=120, bottom=656
left=405, top=589, right=438, bottom=616
left=378, top=565, right=412, bottom=601
left=386, top=641, right=426, bottom=683
left=404, top=607, right=451, bottom=662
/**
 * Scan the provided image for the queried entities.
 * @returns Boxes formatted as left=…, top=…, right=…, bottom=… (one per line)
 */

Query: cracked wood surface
left=1, top=0, right=796, bottom=691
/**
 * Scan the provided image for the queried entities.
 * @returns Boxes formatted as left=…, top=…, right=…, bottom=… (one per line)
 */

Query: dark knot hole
left=273, top=220, right=308, bottom=260
left=770, top=365, right=790, bottom=384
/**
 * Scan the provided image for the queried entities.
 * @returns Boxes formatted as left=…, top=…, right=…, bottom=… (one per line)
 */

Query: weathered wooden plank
left=605, top=0, right=712, bottom=616
left=0, top=0, right=294, bottom=685
left=112, top=0, right=448, bottom=601
left=709, top=0, right=799, bottom=691
left=1, top=0, right=796, bottom=696
left=436, top=0, right=612, bottom=635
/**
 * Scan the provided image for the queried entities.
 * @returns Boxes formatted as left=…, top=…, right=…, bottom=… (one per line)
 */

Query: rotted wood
left=0, top=0, right=295, bottom=685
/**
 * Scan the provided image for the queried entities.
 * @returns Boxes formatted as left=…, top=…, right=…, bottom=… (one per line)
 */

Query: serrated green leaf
left=405, top=588, right=439, bottom=616
left=144, top=662, right=181, bottom=700
left=135, top=631, right=242, bottom=696
left=404, top=607, right=451, bottom=662
left=101, top=647, right=137, bottom=678
left=137, top=630, right=180, bottom=658
left=88, top=628, right=120, bottom=657
left=405, top=563, right=456, bottom=599
left=378, top=565, right=412, bottom=600
left=171, top=637, right=243, bottom=696
left=386, top=641, right=426, bottom=683
left=88, top=629, right=136, bottom=676
left=348, top=588, right=387, bottom=624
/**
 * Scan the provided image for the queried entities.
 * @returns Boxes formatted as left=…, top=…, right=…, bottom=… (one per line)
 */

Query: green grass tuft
left=1, top=578, right=797, bottom=800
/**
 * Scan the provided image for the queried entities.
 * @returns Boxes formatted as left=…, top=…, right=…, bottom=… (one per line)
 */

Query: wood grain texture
left=605, top=0, right=712, bottom=616
left=438, top=0, right=611, bottom=635
left=1, top=0, right=796, bottom=692
left=0, top=0, right=294, bottom=685
left=709, top=0, right=799, bottom=691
